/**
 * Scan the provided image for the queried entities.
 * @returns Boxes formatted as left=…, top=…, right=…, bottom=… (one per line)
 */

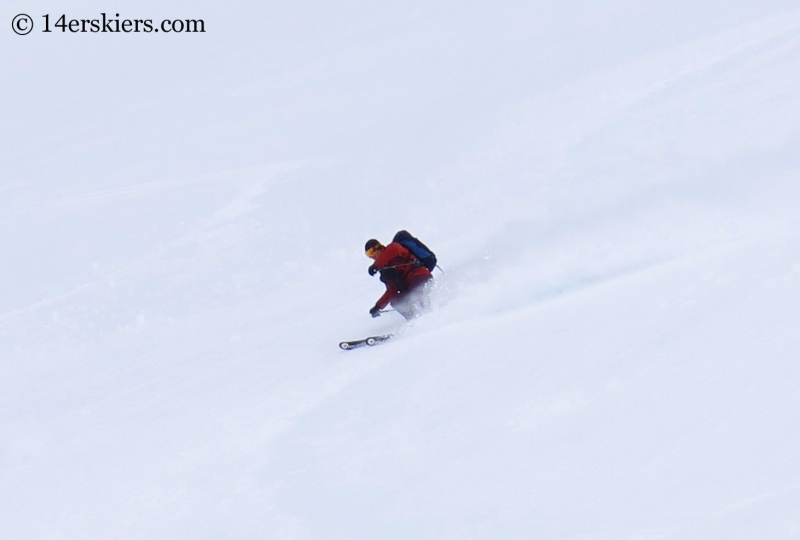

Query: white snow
left=2, top=1, right=800, bottom=538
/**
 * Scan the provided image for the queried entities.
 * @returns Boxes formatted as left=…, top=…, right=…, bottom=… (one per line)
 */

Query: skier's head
left=365, top=239, right=384, bottom=259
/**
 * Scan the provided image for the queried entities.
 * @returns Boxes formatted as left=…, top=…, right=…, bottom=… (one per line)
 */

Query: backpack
left=392, top=230, right=437, bottom=272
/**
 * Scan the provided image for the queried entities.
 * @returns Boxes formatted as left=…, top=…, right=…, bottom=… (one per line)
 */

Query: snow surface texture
left=2, top=1, right=800, bottom=538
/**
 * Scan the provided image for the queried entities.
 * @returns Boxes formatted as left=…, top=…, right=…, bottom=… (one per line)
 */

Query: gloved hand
left=368, top=264, right=378, bottom=276
left=369, top=305, right=381, bottom=318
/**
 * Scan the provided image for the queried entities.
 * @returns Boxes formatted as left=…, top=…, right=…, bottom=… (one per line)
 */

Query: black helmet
left=364, top=239, right=381, bottom=252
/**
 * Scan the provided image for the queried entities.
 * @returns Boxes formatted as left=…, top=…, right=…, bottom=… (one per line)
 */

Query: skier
left=365, top=238, right=433, bottom=320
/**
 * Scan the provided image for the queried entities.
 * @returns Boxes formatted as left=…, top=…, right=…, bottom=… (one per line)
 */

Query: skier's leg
left=406, top=275, right=433, bottom=317
left=390, top=295, right=416, bottom=320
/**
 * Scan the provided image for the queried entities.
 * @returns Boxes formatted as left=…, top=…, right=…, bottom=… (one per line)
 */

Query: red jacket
left=373, top=242, right=432, bottom=309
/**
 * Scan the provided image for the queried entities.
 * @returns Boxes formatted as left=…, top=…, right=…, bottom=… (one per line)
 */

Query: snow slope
left=2, top=1, right=800, bottom=538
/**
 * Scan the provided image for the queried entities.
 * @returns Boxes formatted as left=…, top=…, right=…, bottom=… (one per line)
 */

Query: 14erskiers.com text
left=41, top=13, right=205, bottom=34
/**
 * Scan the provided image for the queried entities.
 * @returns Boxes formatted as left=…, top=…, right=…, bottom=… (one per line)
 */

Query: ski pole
left=382, top=262, right=418, bottom=270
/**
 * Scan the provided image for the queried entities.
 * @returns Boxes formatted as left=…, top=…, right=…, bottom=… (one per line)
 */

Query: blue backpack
left=392, top=230, right=437, bottom=272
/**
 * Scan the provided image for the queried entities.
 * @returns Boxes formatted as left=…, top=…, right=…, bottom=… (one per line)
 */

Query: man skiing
left=365, top=238, right=433, bottom=320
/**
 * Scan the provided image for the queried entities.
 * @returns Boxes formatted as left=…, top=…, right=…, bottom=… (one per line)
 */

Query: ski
left=339, top=334, right=393, bottom=350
